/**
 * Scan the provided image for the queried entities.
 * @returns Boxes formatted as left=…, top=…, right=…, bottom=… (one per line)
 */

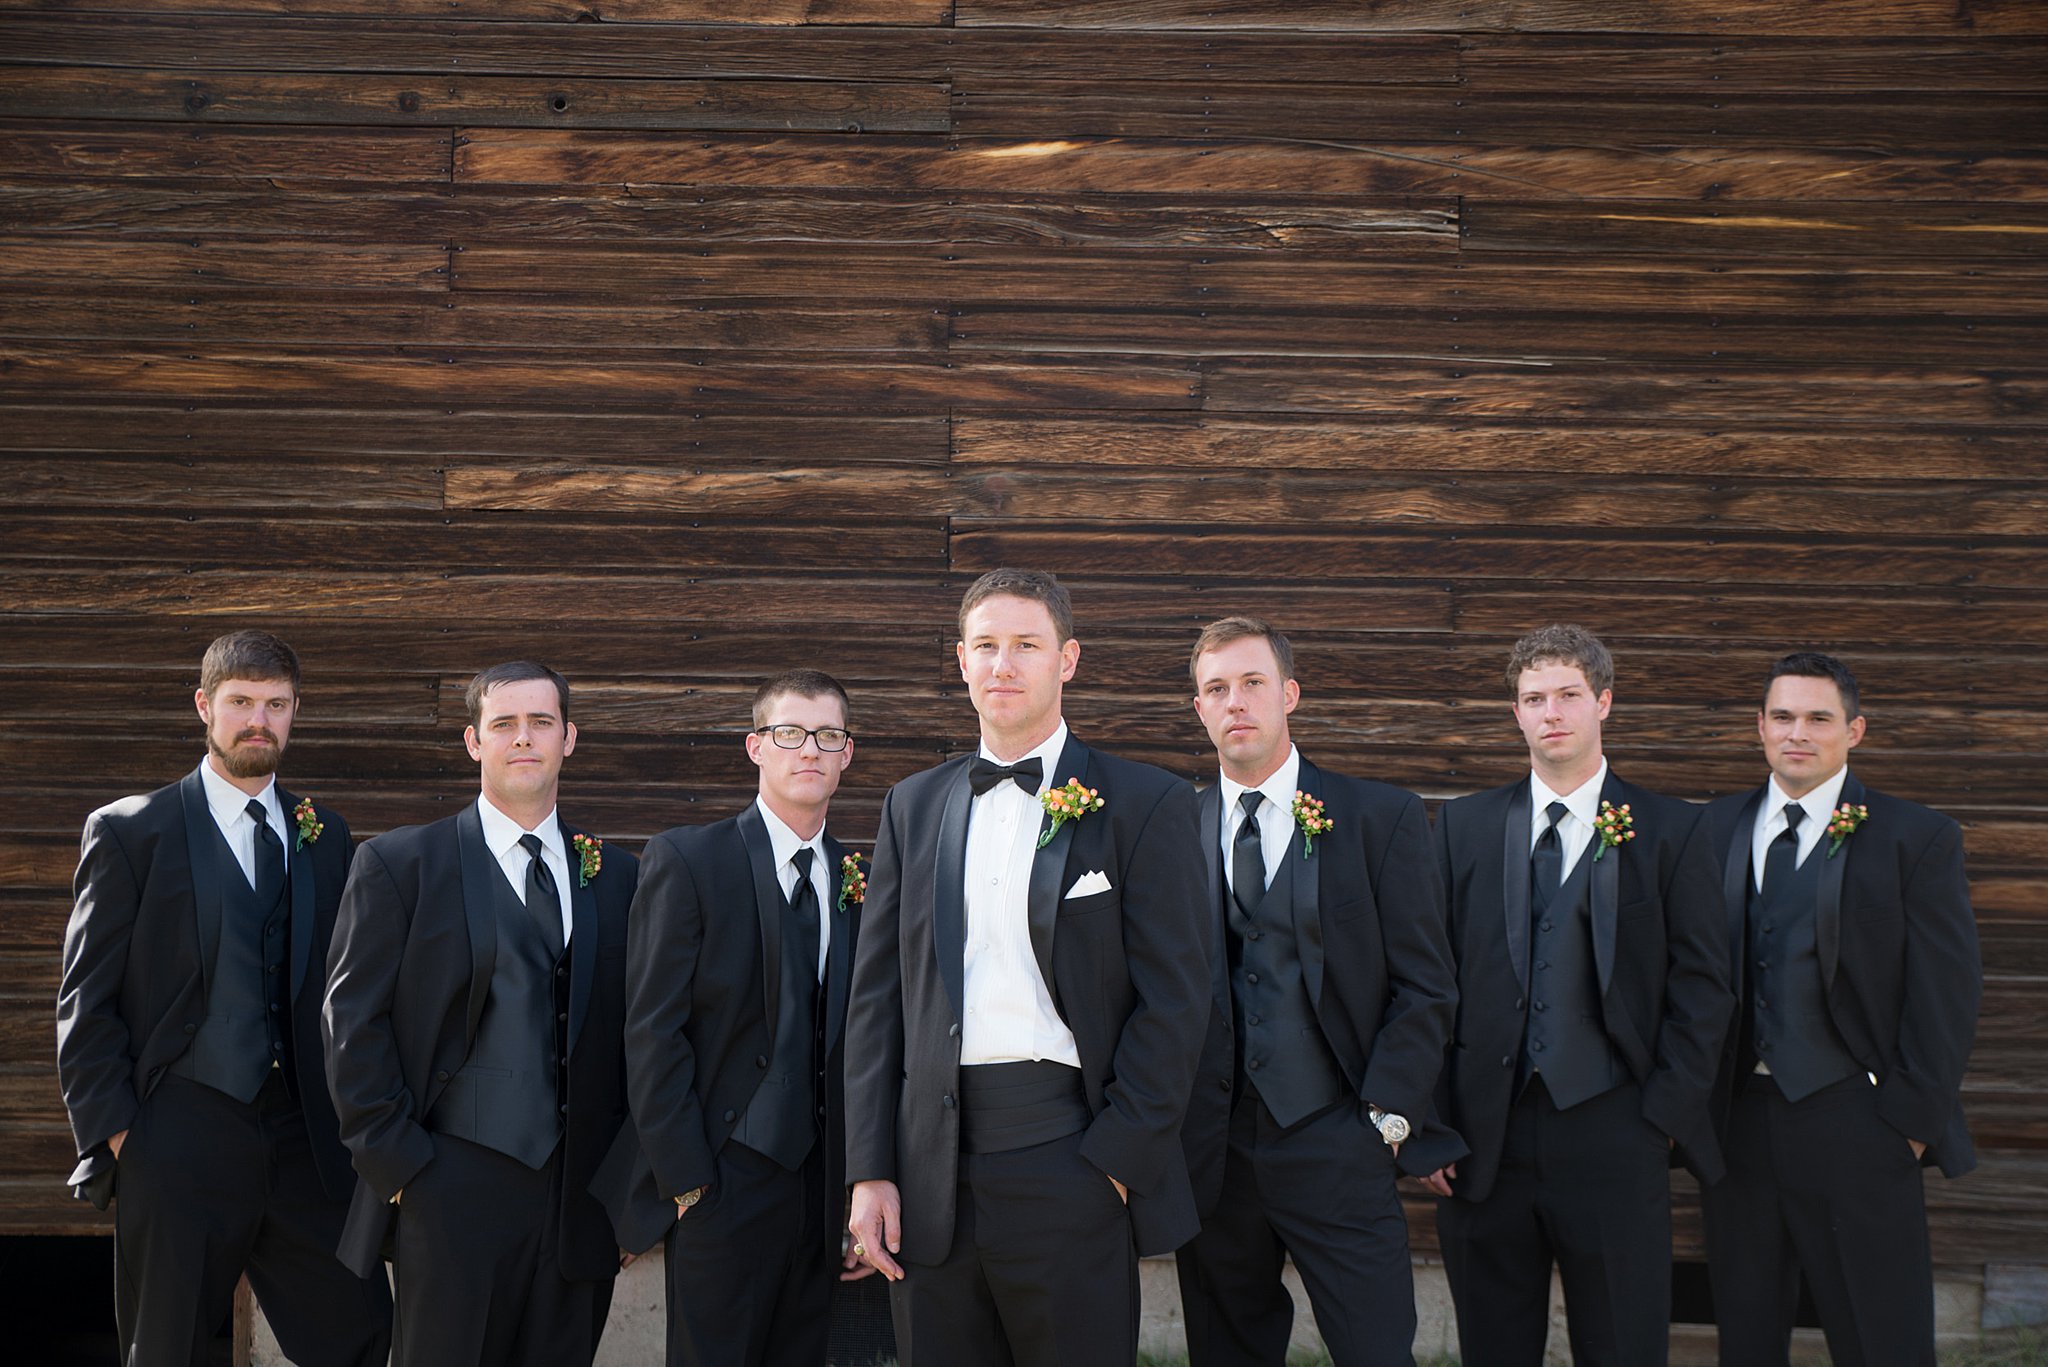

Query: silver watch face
left=1378, top=1113, right=1411, bottom=1144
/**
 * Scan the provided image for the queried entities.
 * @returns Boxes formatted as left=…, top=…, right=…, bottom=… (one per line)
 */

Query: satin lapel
left=934, top=762, right=973, bottom=1021
left=1026, top=735, right=1092, bottom=1004
left=455, top=803, right=499, bottom=1051
left=562, top=818, right=599, bottom=1054
left=823, top=834, right=853, bottom=1051
left=1590, top=773, right=1623, bottom=994
left=178, top=767, right=223, bottom=996
left=1816, top=772, right=1864, bottom=989
left=1501, top=779, right=1533, bottom=993
left=1199, top=783, right=1229, bottom=1014
left=736, top=804, right=785, bottom=1033
left=1722, top=788, right=1766, bottom=998
left=1292, top=758, right=1326, bottom=1004
left=277, top=783, right=316, bottom=1003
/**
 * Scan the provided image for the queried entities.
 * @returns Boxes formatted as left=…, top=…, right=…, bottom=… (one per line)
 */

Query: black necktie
left=789, top=847, right=821, bottom=987
left=1762, top=803, right=1805, bottom=899
left=969, top=755, right=1044, bottom=796
left=519, top=833, right=565, bottom=956
left=1232, top=790, right=1266, bottom=922
left=247, top=798, right=285, bottom=906
left=1531, top=800, right=1567, bottom=916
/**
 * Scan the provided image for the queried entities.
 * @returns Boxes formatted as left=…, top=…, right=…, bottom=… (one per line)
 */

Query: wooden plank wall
left=1, top=0, right=2043, bottom=1274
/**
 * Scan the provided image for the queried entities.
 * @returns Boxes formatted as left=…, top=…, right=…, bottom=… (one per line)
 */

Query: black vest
left=731, top=879, right=823, bottom=1170
left=1228, top=848, right=1347, bottom=1128
left=172, top=813, right=291, bottom=1103
left=1746, top=843, right=1858, bottom=1101
left=426, top=856, right=569, bottom=1169
left=1521, top=845, right=1627, bottom=1110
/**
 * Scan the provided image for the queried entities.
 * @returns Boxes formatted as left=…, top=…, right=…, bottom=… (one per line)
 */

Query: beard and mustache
left=209, top=725, right=284, bottom=779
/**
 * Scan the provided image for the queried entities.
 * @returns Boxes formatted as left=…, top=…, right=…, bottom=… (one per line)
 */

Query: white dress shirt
left=960, top=721, right=1082, bottom=1069
left=198, top=760, right=287, bottom=892
left=1529, top=758, right=1609, bottom=883
left=1218, top=744, right=1302, bottom=898
left=756, top=797, right=830, bottom=984
left=1749, top=766, right=1849, bottom=892
left=476, top=795, right=573, bottom=946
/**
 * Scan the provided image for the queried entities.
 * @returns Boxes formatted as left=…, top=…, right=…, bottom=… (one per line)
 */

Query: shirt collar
left=1530, top=757, right=1610, bottom=828
left=1218, top=744, right=1300, bottom=821
left=754, top=796, right=826, bottom=873
left=198, top=758, right=278, bottom=829
left=977, top=720, right=1069, bottom=797
left=476, top=793, right=561, bottom=860
left=1767, top=765, right=1848, bottom=832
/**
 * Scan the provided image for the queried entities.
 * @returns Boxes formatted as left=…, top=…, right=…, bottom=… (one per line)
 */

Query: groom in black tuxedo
left=1423, top=625, right=1730, bottom=1367
left=843, top=568, right=1209, bottom=1367
left=56, top=629, right=391, bottom=1367
left=626, top=669, right=870, bottom=1367
left=1175, top=617, right=1457, bottom=1367
left=1699, top=652, right=1980, bottom=1367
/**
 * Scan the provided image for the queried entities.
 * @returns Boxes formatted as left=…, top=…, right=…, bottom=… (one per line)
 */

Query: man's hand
left=839, top=1239, right=879, bottom=1282
left=619, top=1247, right=638, bottom=1270
left=1421, top=1162, right=1457, bottom=1198
left=1109, top=1176, right=1128, bottom=1204
left=848, top=1179, right=905, bottom=1281
left=1910, top=1138, right=1928, bottom=1161
left=108, top=1130, right=128, bottom=1161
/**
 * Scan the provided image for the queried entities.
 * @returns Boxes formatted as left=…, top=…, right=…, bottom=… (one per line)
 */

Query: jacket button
left=436, top=1070, right=450, bottom=1081
left=756, top=1055, right=768, bottom=1068
left=948, top=1023, right=960, bottom=1038
left=184, top=1022, right=197, bottom=1034
left=1514, top=998, right=1526, bottom=1011
left=1219, top=1078, right=1232, bottom=1091
left=722, top=1109, right=736, bottom=1123
left=1501, top=1055, right=1513, bottom=1067
left=942, top=1094, right=956, bottom=1109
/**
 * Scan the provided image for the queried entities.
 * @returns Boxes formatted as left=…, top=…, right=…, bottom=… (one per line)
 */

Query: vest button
left=1246, top=973, right=1260, bottom=985
left=942, top=1094, right=956, bottom=1108
left=1539, top=920, right=1553, bottom=932
left=1248, top=1059, right=1261, bottom=1071
left=558, top=1012, right=568, bottom=1024
left=559, top=1103, right=569, bottom=1115
left=756, top=1055, right=769, bottom=1068
left=436, top=1070, right=450, bottom=1081
left=1246, top=1014, right=1260, bottom=1026
left=1532, top=1041, right=1545, bottom=1052
left=1219, top=1078, right=1232, bottom=1091
left=184, top=1022, right=197, bottom=1034
left=722, top=1109, right=737, bottom=1122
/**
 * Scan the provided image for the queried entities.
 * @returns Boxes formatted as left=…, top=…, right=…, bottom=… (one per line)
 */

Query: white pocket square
left=1065, top=870, right=1112, bottom=899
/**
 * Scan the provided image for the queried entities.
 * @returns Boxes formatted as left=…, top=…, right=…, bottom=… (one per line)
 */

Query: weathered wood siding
left=2, top=1, right=2042, bottom=1269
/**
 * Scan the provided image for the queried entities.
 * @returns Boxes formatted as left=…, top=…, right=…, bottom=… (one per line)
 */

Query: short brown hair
left=199, top=630, right=301, bottom=698
left=1189, top=616, right=1295, bottom=686
left=465, top=661, right=570, bottom=728
left=752, top=669, right=851, bottom=729
left=957, top=568, right=1075, bottom=644
left=1505, top=624, right=1613, bottom=698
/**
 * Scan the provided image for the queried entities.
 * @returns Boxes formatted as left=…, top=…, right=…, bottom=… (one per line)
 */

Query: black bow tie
left=969, top=755, right=1043, bottom=797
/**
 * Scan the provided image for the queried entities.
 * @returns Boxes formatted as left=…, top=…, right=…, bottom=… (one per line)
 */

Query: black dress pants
left=1702, top=1072, right=1936, bottom=1367
left=1177, top=1090, right=1415, bottom=1367
left=663, top=1139, right=836, bottom=1367
left=112, top=1071, right=391, bottom=1367
left=1436, top=1078, right=1673, bottom=1367
left=392, top=1132, right=613, bottom=1367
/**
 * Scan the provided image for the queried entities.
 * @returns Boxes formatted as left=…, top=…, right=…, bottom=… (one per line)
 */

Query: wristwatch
left=1367, top=1106, right=1410, bottom=1147
left=674, top=1185, right=706, bottom=1210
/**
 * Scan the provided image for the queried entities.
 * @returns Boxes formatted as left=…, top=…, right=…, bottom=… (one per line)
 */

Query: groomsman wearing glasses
left=57, top=630, right=391, bottom=1366
left=1699, top=652, right=1979, bottom=1367
left=625, top=669, right=870, bottom=1367
left=1423, top=625, right=1730, bottom=1367
left=844, top=568, right=1209, bottom=1367
left=1176, top=617, right=1457, bottom=1367
left=324, top=661, right=651, bottom=1367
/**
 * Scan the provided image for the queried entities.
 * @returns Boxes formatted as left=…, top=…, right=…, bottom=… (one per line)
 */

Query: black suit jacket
left=1429, top=770, right=1733, bottom=1200
left=1700, top=771, right=1980, bottom=1178
left=1181, top=756, right=1459, bottom=1210
left=322, top=802, right=654, bottom=1279
left=57, top=765, right=357, bottom=1207
left=843, top=733, right=1209, bottom=1261
left=623, top=804, right=860, bottom=1243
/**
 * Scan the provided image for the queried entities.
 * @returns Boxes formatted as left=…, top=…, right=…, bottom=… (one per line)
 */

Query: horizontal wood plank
left=1460, top=200, right=2048, bottom=259
left=0, top=239, right=447, bottom=290
left=0, top=123, right=450, bottom=182
left=0, top=1, right=951, bottom=21
left=1463, top=35, right=2048, bottom=94
left=0, top=66, right=950, bottom=134
left=953, top=1, right=2048, bottom=36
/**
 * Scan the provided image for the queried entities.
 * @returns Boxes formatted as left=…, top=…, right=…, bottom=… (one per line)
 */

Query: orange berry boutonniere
left=838, top=854, right=867, bottom=913
left=1591, top=800, right=1635, bottom=862
left=571, top=833, right=602, bottom=887
left=1038, top=778, right=1105, bottom=849
left=1826, top=803, right=1869, bottom=858
left=292, top=798, right=324, bottom=852
left=1291, top=791, right=1333, bottom=857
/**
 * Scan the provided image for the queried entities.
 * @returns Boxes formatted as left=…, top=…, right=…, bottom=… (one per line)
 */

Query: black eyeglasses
left=754, top=724, right=852, bottom=752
